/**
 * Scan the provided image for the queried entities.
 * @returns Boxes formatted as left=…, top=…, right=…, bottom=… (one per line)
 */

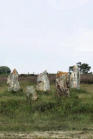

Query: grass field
left=0, top=80, right=93, bottom=138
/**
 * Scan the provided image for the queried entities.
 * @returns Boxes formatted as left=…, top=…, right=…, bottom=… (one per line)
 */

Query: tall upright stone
left=56, top=71, right=70, bottom=97
left=70, top=65, right=80, bottom=89
left=7, top=69, right=20, bottom=92
left=36, top=70, right=50, bottom=92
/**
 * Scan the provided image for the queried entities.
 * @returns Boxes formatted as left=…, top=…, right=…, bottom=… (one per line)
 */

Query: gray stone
left=36, top=71, right=50, bottom=92
left=25, top=86, right=38, bottom=102
left=7, top=69, right=20, bottom=92
left=70, top=65, right=80, bottom=89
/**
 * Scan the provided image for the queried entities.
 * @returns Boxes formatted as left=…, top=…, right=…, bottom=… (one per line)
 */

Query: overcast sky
left=0, top=0, right=93, bottom=73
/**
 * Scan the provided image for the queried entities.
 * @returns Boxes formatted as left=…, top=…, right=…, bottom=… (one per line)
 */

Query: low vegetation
left=0, top=80, right=93, bottom=133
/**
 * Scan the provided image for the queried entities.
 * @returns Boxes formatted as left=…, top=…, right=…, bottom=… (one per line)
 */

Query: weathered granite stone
left=25, top=86, right=38, bottom=102
left=56, top=71, right=70, bottom=97
left=7, top=69, right=20, bottom=92
left=36, top=71, right=50, bottom=92
left=70, top=65, right=80, bottom=89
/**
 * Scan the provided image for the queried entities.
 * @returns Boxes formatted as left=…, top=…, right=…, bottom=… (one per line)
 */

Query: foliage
left=0, top=82, right=93, bottom=132
left=77, top=62, right=91, bottom=74
left=0, top=66, right=11, bottom=75
left=69, top=62, right=91, bottom=74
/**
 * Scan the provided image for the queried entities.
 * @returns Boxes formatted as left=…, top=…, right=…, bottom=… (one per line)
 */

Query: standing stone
left=7, top=69, right=20, bottom=92
left=25, top=86, right=38, bottom=102
left=56, top=71, right=70, bottom=97
left=36, top=71, right=50, bottom=92
left=70, top=65, right=80, bottom=89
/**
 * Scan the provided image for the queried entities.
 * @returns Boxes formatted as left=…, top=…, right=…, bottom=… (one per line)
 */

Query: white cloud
left=74, top=29, right=93, bottom=52
left=0, top=0, right=93, bottom=73
left=60, top=28, right=93, bottom=53
left=79, top=0, right=89, bottom=5
left=56, top=0, right=89, bottom=10
left=47, top=0, right=56, bottom=8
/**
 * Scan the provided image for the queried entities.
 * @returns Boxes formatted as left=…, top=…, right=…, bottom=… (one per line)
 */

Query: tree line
left=0, top=62, right=92, bottom=75
left=69, top=62, right=91, bottom=74
left=0, top=66, right=11, bottom=75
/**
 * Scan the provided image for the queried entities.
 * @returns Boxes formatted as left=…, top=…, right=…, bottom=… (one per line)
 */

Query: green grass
left=0, top=82, right=93, bottom=132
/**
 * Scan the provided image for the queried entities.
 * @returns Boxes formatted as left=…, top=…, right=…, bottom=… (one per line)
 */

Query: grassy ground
left=0, top=80, right=93, bottom=136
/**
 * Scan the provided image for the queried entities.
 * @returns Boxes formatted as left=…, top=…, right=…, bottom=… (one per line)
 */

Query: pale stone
left=36, top=71, right=50, bottom=92
left=56, top=71, right=70, bottom=97
left=25, top=86, right=38, bottom=102
left=7, top=69, right=20, bottom=92
left=70, top=65, right=80, bottom=89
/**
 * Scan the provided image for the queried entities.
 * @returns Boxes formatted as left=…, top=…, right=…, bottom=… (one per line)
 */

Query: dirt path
left=0, top=131, right=93, bottom=139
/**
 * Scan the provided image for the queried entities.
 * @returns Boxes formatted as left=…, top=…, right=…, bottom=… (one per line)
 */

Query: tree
left=69, top=62, right=91, bottom=74
left=80, top=63, right=91, bottom=74
left=0, top=66, right=11, bottom=75
left=77, top=62, right=91, bottom=74
left=77, top=62, right=82, bottom=69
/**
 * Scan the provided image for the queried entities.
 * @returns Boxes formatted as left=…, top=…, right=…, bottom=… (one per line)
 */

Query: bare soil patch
left=0, top=131, right=93, bottom=139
